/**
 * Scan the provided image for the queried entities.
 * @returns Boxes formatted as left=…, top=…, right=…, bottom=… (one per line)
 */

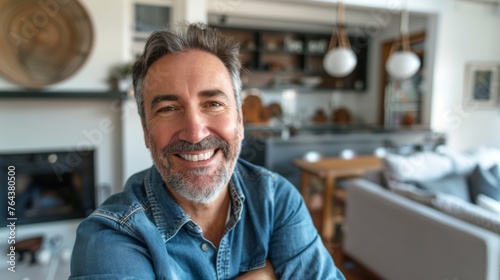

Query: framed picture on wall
left=463, top=62, right=499, bottom=110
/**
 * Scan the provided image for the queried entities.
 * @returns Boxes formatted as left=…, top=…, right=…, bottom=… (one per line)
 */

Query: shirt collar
left=145, top=164, right=246, bottom=243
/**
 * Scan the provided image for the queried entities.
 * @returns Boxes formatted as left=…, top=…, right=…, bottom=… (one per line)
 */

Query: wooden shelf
left=212, top=25, right=369, bottom=91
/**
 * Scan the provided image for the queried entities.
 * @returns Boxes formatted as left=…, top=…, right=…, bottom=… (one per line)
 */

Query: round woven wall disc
left=0, top=0, right=94, bottom=88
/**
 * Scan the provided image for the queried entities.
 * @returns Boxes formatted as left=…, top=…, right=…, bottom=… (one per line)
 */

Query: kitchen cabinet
left=211, top=25, right=369, bottom=91
left=384, top=72, right=423, bottom=127
left=379, top=32, right=427, bottom=128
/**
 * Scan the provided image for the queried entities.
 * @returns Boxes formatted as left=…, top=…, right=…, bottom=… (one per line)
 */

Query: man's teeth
left=179, top=151, right=215, bottom=162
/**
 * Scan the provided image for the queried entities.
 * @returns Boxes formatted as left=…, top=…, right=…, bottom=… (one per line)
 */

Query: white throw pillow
left=442, top=149, right=479, bottom=175
left=439, top=146, right=500, bottom=175
left=473, top=146, right=500, bottom=170
left=384, top=151, right=454, bottom=182
left=477, top=194, right=500, bottom=214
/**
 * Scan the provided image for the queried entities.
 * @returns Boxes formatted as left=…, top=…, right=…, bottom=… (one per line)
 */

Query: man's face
left=142, top=50, right=243, bottom=204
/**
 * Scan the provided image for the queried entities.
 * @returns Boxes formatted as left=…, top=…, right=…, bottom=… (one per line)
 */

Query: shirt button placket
left=201, top=242, right=210, bottom=252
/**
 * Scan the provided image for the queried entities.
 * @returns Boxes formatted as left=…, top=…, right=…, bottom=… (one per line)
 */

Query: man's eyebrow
left=199, top=89, right=230, bottom=101
left=150, top=95, right=178, bottom=109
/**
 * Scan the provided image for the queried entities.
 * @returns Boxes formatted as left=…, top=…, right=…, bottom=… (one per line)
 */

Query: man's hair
left=132, top=22, right=242, bottom=123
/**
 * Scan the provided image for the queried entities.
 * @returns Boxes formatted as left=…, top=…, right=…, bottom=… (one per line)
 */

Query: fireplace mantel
left=0, top=90, right=126, bottom=100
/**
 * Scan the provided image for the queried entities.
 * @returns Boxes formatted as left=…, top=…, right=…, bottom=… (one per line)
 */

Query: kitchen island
left=240, top=124, right=444, bottom=188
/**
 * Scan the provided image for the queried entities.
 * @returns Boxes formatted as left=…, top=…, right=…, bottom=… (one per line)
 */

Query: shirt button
left=201, top=243, right=210, bottom=251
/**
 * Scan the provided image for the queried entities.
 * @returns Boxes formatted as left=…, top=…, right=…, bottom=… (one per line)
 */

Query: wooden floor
left=326, top=240, right=381, bottom=280
left=311, top=209, right=382, bottom=280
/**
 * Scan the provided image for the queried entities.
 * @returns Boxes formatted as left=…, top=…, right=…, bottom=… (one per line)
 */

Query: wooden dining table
left=293, top=155, right=383, bottom=241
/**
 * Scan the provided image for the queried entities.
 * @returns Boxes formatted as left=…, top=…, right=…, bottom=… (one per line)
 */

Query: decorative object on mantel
left=107, top=62, right=134, bottom=92
left=322, top=1, right=357, bottom=78
left=463, top=62, right=499, bottom=110
left=385, top=0, right=421, bottom=80
left=0, top=0, right=94, bottom=88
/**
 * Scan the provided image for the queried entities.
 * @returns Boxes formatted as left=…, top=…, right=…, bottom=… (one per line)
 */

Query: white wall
left=430, top=3, right=500, bottom=150
left=121, top=99, right=153, bottom=182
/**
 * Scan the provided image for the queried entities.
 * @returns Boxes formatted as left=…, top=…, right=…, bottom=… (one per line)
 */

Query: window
left=131, top=0, right=179, bottom=57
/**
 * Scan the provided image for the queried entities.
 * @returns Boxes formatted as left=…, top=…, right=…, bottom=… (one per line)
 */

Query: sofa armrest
left=343, top=179, right=500, bottom=280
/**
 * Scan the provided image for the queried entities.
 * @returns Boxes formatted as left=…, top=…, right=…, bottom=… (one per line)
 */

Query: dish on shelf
left=299, top=76, right=322, bottom=88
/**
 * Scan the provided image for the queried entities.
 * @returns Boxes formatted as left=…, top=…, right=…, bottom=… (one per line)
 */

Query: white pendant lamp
left=385, top=1, right=421, bottom=80
left=323, top=2, right=357, bottom=78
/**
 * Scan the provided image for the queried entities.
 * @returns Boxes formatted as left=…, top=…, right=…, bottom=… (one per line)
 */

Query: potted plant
left=107, top=62, right=133, bottom=91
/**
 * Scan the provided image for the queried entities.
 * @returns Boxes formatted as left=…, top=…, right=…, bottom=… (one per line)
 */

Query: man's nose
left=178, top=111, right=210, bottom=144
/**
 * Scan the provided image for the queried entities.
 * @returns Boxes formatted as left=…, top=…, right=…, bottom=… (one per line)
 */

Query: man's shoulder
left=234, top=158, right=277, bottom=181
left=234, top=159, right=296, bottom=194
left=90, top=168, right=152, bottom=224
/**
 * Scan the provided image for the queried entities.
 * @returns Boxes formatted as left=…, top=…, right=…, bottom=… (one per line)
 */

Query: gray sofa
left=342, top=147, right=500, bottom=280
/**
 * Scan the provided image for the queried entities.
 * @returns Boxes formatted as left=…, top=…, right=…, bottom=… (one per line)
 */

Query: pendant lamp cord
left=328, top=1, right=350, bottom=50
left=401, top=0, right=410, bottom=51
left=389, top=0, right=411, bottom=53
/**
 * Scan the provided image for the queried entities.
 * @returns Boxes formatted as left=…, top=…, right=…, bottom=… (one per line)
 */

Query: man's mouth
left=177, top=150, right=216, bottom=162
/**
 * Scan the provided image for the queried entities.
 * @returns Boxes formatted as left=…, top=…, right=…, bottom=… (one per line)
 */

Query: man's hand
left=236, top=260, right=276, bottom=280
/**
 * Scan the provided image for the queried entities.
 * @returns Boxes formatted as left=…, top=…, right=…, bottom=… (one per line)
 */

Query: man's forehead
left=144, top=62, right=225, bottom=80
left=143, top=52, right=232, bottom=89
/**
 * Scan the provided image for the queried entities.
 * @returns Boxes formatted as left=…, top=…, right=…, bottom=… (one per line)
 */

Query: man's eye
left=206, top=102, right=222, bottom=107
left=158, top=106, right=176, bottom=113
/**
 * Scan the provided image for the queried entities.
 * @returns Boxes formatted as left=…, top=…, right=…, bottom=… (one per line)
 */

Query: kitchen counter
left=240, top=126, right=444, bottom=187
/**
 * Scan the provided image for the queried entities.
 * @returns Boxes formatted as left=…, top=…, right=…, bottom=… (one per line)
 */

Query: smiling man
left=70, top=23, right=345, bottom=280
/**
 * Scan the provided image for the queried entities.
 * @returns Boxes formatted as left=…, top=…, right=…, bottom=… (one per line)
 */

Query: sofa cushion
left=415, top=173, right=471, bottom=202
left=468, top=165, right=500, bottom=203
left=387, top=179, right=437, bottom=206
left=384, top=152, right=454, bottom=182
left=443, top=148, right=481, bottom=175
left=441, top=146, right=500, bottom=175
left=431, top=194, right=500, bottom=235
left=477, top=194, right=500, bottom=214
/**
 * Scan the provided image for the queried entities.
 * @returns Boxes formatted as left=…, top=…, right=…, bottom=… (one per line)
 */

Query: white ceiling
left=207, top=0, right=430, bottom=34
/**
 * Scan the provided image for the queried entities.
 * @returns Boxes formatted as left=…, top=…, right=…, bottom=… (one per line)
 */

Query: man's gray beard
left=164, top=164, right=230, bottom=204
left=150, top=134, right=241, bottom=204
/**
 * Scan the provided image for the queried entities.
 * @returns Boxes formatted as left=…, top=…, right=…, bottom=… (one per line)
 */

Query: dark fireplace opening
left=1, top=149, right=96, bottom=226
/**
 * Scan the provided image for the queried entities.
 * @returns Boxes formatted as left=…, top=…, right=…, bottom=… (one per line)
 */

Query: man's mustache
left=161, top=135, right=230, bottom=158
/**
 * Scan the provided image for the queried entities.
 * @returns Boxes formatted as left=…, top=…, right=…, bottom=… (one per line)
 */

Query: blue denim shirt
left=70, top=159, right=345, bottom=279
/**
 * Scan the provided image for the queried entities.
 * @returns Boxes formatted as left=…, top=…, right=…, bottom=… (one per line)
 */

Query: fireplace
left=1, top=149, right=96, bottom=226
